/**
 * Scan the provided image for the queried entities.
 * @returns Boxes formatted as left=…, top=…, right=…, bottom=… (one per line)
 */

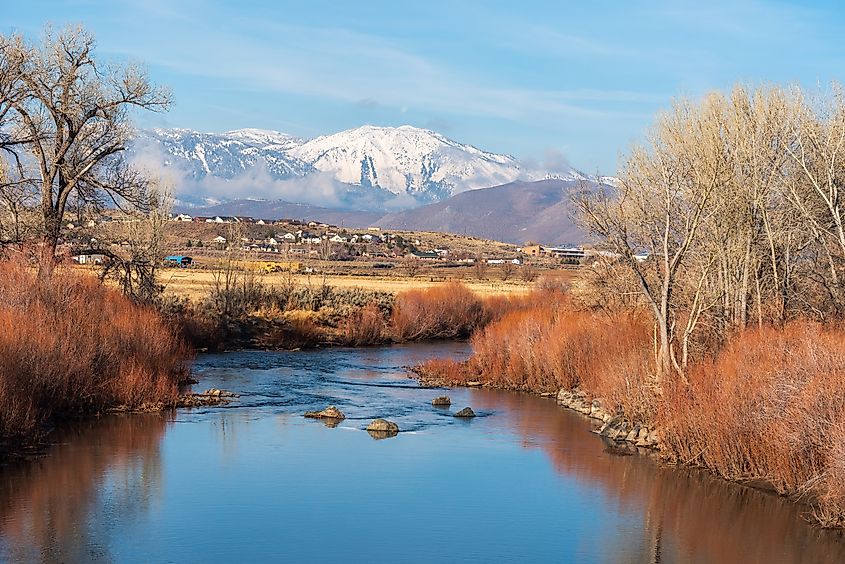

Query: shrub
left=391, top=282, right=485, bottom=341
left=0, top=261, right=189, bottom=445
left=659, top=322, right=845, bottom=525
left=256, top=310, right=323, bottom=350
left=340, top=302, right=388, bottom=346
left=418, top=295, right=655, bottom=421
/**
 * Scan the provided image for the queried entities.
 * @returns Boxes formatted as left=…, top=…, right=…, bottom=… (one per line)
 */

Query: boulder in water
left=304, top=406, right=346, bottom=420
left=454, top=407, right=476, bottom=418
left=366, top=418, right=399, bottom=439
left=367, top=419, right=399, bottom=433
left=432, top=396, right=451, bottom=406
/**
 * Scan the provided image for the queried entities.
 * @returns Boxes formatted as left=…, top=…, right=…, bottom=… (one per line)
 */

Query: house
left=207, top=216, right=239, bottom=224
left=520, top=245, right=544, bottom=257
left=545, top=247, right=586, bottom=261
left=487, top=259, right=505, bottom=264
left=330, top=234, right=347, bottom=243
left=212, top=235, right=227, bottom=244
left=408, top=250, right=440, bottom=260
left=520, top=245, right=586, bottom=261
left=173, top=213, right=193, bottom=222
left=256, top=219, right=266, bottom=225
left=283, top=232, right=296, bottom=241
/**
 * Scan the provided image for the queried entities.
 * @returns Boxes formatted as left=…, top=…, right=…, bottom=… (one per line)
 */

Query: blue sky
left=5, top=0, right=845, bottom=173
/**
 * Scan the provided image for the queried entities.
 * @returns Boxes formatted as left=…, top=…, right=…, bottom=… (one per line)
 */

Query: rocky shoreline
left=554, top=389, right=660, bottom=449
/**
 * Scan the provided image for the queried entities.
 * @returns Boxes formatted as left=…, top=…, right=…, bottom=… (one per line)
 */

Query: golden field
left=158, top=268, right=536, bottom=300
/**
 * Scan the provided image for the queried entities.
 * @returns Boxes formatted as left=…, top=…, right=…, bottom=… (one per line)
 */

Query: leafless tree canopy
left=0, top=25, right=170, bottom=271
left=576, top=83, right=845, bottom=382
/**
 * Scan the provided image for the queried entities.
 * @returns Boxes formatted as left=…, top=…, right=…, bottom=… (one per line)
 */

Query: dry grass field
left=68, top=261, right=580, bottom=300
left=159, top=268, right=536, bottom=300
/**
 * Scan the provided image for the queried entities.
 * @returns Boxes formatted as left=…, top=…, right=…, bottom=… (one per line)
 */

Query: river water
left=1, top=342, right=844, bottom=563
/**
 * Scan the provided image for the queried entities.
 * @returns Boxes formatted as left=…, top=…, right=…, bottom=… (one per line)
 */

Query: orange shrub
left=659, top=321, right=845, bottom=525
left=421, top=295, right=654, bottom=421
left=0, top=262, right=189, bottom=445
left=340, top=302, right=387, bottom=346
left=391, top=282, right=486, bottom=341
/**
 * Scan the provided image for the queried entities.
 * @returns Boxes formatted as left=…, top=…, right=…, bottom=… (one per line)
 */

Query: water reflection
left=470, top=389, right=845, bottom=564
left=0, top=413, right=171, bottom=562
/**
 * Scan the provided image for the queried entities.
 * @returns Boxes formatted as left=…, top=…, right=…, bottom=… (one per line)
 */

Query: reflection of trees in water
left=471, top=390, right=845, bottom=564
left=0, top=413, right=171, bottom=562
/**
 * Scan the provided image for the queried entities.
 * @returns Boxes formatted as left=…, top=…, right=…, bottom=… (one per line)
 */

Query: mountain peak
left=132, top=125, right=585, bottom=210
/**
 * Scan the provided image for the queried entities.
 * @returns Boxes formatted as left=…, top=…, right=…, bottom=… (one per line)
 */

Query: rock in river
left=367, top=419, right=399, bottom=433
left=304, top=406, right=346, bottom=420
left=454, top=407, right=476, bottom=418
left=366, top=419, right=399, bottom=439
left=432, top=396, right=452, bottom=406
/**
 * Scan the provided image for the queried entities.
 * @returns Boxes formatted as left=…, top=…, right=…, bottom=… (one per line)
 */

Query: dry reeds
left=418, top=291, right=654, bottom=421
left=660, top=322, right=845, bottom=525
left=391, top=282, right=486, bottom=341
left=0, top=262, right=188, bottom=444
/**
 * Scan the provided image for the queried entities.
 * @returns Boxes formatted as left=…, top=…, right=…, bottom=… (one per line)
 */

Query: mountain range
left=374, top=179, right=590, bottom=245
left=137, top=125, right=597, bottom=244
left=133, top=125, right=586, bottom=209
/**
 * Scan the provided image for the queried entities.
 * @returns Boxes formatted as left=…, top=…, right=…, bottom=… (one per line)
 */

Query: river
left=1, top=343, right=844, bottom=563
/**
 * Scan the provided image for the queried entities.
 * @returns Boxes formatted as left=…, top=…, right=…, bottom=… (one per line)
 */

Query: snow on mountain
left=289, top=125, right=541, bottom=201
left=134, top=128, right=310, bottom=181
left=131, top=125, right=586, bottom=209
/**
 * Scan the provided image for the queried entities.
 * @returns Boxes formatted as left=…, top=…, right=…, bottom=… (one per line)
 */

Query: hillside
left=374, top=179, right=591, bottom=245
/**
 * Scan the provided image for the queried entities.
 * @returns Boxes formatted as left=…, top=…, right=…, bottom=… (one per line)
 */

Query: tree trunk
left=37, top=211, right=60, bottom=279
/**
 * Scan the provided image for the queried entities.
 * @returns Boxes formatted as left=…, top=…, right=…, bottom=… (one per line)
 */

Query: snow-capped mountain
left=135, top=128, right=311, bottom=181
left=131, top=125, right=586, bottom=210
left=289, top=125, right=550, bottom=202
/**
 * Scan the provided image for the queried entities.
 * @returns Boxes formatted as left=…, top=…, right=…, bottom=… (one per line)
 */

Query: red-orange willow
left=0, top=261, right=189, bottom=444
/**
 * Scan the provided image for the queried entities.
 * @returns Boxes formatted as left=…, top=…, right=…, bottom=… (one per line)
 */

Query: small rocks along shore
left=555, top=389, right=659, bottom=449
left=176, top=389, right=239, bottom=408
left=409, top=369, right=659, bottom=450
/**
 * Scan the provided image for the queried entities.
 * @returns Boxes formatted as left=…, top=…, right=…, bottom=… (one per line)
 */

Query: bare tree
left=520, top=262, right=538, bottom=283
left=98, top=187, right=171, bottom=302
left=500, top=260, right=516, bottom=281
left=784, top=85, right=845, bottom=313
left=576, top=95, right=730, bottom=380
left=402, top=256, right=422, bottom=277
left=0, top=26, right=170, bottom=275
left=473, top=256, right=487, bottom=280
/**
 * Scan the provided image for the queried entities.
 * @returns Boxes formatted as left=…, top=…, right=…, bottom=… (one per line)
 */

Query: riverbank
left=0, top=262, right=189, bottom=456
left=413, top=298, right=845, bottom=528
left=164, top=279, right=536, bottom=352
